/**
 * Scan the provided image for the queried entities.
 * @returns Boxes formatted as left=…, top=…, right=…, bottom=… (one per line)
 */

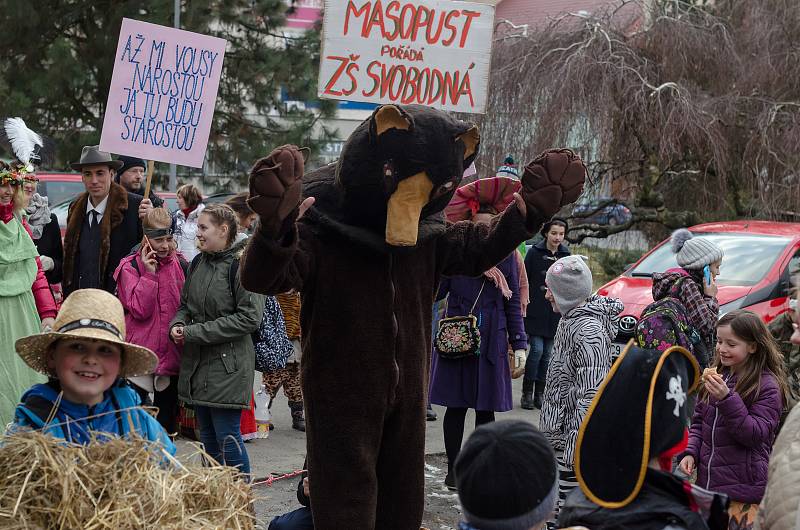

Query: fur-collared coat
left=63, top=182, right=143, bottom=296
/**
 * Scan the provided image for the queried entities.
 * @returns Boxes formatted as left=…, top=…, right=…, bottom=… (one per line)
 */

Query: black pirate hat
left=575, top=341, right=700, bottom=509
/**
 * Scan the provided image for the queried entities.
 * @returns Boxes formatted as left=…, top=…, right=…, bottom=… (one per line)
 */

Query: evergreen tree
left=0, top=0, right=335, bottom=185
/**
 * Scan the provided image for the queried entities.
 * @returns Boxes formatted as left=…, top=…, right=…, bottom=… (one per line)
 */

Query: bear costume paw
left=248, top=144, right=307, bottom=237
left=521, top=148, right=587, bottom=221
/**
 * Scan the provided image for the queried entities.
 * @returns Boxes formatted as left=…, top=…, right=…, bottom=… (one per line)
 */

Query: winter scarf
left=0, top=214, right=38, bottom=296
left=24, top=193, right=51, bottom=239
left=484, top=267, right=512, bottom=300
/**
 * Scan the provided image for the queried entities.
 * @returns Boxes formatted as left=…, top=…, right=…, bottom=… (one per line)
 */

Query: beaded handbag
left=434, top=281, right=485, bottom=360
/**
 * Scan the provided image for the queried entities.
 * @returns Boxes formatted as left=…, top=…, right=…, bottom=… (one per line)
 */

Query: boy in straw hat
left=558, top=343, right=729, bottom=530
left=8, top=289, right=175, bottom=454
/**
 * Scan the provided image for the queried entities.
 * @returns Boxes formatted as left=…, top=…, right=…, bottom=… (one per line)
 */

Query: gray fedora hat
left=70, top=145, right=124, bottom=171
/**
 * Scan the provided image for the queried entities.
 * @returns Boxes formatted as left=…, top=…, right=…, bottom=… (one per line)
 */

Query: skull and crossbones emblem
left=665, top=375, right=686, bottom=417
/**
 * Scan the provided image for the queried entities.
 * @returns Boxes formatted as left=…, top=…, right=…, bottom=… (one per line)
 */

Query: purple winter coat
left=429, top=252, right=527, bottom=412
left=683, top=369, right=783, bottom=503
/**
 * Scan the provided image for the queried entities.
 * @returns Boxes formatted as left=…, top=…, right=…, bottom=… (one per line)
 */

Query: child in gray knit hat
left=538, top=255, right=623, bottom=525
left=645, top=229, right=724, bottom=368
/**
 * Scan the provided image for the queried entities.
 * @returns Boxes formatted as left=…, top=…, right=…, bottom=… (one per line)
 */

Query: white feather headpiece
left=3, top=117, right=44, bottom=172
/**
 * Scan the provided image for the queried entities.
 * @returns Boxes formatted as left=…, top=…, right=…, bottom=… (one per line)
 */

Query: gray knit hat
left=671, top=229, right=724, bottom=270
left=545, top=255, right=593, bottom=315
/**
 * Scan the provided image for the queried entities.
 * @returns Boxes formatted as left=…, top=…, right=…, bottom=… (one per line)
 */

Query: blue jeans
left=269, top=507, right=314, bottom=530
left=523, top=336, right=554, bottom=384
left=194, top=405, right=250, bottom=475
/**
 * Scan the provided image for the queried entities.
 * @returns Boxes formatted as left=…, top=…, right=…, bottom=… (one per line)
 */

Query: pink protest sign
left=99, top=18, right=226, bottom=168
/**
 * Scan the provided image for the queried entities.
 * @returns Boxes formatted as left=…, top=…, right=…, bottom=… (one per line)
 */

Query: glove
left=247, top=145, right=307, bottom=238
left=513, top=349, right=527, bottom=370
left=521, top=148, right=587, bottom=220
left=39, top=255, right=54, bottom=272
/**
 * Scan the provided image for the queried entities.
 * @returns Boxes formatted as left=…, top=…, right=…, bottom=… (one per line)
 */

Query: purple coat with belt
left=682, top=369, right=783, bottom=503
left=429, top=253, right=527, bottom=412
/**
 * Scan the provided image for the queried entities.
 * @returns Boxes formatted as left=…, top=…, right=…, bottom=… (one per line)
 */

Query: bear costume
left=241, top=104, right=586, bottom=529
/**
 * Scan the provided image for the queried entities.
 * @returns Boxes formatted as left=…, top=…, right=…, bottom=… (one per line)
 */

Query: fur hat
left=455, top=420, right=558, bottom=530
left=545, top=255, right=593, bottom=314
left=671, top=229, right=724, bottom=270
left=15, top=289, right=158, bottom=378
left=575, top=343, right=700, bottom=508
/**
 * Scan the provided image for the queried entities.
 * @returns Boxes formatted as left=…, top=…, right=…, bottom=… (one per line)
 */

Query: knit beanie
left=671, top=228, right=724, bottom=270
left=495, top=155, right=519, bottom=180
left=455, top=420, right=558, bottom=530
left=115, top=155, right=147, bottom=182
left=545, top=256, right=593, bottom=315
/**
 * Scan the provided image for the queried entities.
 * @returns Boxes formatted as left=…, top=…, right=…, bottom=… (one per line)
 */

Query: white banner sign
left=318, top=0, right=495, bottom=114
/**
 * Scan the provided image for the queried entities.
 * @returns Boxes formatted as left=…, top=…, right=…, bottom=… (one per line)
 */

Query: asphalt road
left=178, top=375, right=539, bottom=529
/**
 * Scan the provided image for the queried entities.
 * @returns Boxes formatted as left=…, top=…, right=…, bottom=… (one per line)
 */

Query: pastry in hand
left=702, top=367, right=717, bottom=382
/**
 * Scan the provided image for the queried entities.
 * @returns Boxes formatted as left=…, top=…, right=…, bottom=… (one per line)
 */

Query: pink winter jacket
left=113, top=251, right=186, bottom=375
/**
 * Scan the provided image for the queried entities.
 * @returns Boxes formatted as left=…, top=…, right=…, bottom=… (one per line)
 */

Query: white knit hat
left=671, top=229, right=724, bottom=270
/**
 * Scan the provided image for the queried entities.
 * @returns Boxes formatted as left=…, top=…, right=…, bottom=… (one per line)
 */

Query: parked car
left=36, top=173, right=85, bottom=206
left=203, top=192, right=236, bottom=204
left=572, top=197, right=632, bottom=226
left=596, top=221, right=800, bottom=357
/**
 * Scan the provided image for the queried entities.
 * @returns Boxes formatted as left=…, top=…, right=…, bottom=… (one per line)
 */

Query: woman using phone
left=114, top=207, right=188, bottom=433
left=651, top=229, right=724, bottom=366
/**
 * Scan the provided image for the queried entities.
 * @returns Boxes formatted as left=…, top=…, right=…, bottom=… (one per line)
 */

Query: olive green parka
left=172, top=239, right=266, bottom=409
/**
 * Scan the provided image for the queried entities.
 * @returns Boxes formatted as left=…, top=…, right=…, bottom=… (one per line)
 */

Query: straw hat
left=15, top=289, right=158, bottom=378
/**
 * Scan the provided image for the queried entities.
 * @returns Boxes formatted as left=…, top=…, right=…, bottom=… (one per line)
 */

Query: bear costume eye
left=431, top=178, right=458, bottom=200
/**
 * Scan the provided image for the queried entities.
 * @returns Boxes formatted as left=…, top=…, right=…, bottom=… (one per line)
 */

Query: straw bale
left=0, top=431, right=255, bottom=529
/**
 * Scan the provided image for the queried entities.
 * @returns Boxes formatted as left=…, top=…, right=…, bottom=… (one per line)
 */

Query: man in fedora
left=63, top=145, right=145, bottom=296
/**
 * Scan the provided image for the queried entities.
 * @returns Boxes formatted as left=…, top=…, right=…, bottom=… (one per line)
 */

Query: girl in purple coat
left=679, top=310, right=789, bottom=529
left=430, top=206, right=528, bottom=490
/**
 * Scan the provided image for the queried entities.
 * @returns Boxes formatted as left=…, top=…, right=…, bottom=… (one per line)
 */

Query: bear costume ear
left=457, top=126, right=480, bottom=161
left=371, top=105, right=413, bottom=137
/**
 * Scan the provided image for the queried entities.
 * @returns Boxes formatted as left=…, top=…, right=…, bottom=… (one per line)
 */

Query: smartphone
left=142, top=235, right=154, bottom=256
left=703, top=265, right=712, bottom=286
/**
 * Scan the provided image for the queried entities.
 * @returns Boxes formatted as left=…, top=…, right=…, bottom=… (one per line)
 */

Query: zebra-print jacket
left=539, top=295, right=623, bottom=466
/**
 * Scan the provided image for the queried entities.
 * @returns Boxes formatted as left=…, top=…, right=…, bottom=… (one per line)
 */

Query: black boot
left=521, top=380, right=535, bottom=410
left=289, top=401, right=306, bottom=432
left=444, top=466, right=457, bottom=491
left=533, top=380, right=545, bottom=409
left=426, top=403, right=438, bottom=421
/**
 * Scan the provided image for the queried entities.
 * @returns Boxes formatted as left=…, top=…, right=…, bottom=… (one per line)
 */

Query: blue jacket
left=9, top=380, right=176, bottom=455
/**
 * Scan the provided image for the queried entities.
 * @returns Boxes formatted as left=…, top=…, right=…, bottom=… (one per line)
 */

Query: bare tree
left=471, top=0, right=800, bottom=241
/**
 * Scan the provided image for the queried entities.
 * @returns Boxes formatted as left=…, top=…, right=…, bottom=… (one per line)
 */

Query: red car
left=36, top=172, right=85, bottom=206
left=597, top=221, right=800, bottom=356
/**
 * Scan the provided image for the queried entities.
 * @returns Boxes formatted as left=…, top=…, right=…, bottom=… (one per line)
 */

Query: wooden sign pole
left=143, top=160, right=155, bottom=199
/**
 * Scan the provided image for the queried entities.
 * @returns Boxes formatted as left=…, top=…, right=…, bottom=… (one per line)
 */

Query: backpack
left=635, top=282, right=709, bottom=367
left=252, top=296, right=293, bottom=373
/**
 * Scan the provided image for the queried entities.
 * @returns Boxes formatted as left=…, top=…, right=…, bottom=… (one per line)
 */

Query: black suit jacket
left=63, top=182, right=143, bottom=296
